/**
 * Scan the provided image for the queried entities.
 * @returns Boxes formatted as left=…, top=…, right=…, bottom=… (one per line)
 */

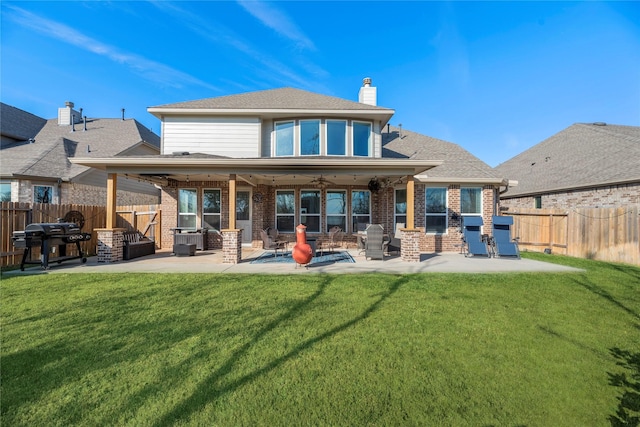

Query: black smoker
left=12, top=222, right=92, bottom=271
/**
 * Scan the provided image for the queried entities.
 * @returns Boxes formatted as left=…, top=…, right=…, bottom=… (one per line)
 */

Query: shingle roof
left=0, top=102, right=47, bottom=143
left=494, top=123, right=640, bottom=197
left=1, top=117, right=160, bottom=180
left=150, top=87, right=393, bottom=111
left=383, top=125, right=501, bottom=181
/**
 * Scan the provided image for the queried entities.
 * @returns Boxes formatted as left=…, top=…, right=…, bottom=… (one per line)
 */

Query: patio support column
left=96, top=173, right=125, bottom=263
left=106, top=173, right=118, bottom=229
left=401, top=176, right=420, bottom=262
left=406, top=175, right=415, bottom=228
left=229, top=174, right=236, bottom=230
left=221, top=229, right=242, bottom=264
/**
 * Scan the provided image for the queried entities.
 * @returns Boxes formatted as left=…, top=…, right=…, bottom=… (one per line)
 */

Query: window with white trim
left=351, top=190, right=371, bottom=232
left=203, top=189, right=221, bottom=231
left=425, top=187, right=447, bottom=233
left=178, top=189, right=197, bottom=229
left=276, top=190, right=295, bottom=232
left=326, top=120, right=346, bottom=155
left=326, top=190, right=347, bottom=231
left=275, top=121, right=294, bottom=156
left=300, top=120, right=320, bottom=156
left=461, top=187, right=482, bottom=217
left=352, top=121, right=371, bottom=156
left=395, top=188, right=407, bottom=227
left=1, top=182, right=11, bottom=202
left=300, top=190, right=320, bottom=232
left=33, top=185, right=53, bottom=204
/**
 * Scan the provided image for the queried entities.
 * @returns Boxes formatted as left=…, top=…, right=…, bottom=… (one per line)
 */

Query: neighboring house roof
left=1, top=115, right=160, bottom=181
left=494, top=123, right=640, bottom=197
left=383, top=125, right=503, bottom=183
left=0, top=102, right=47, bottom=144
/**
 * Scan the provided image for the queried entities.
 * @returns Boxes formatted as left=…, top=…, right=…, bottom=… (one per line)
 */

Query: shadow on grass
left=154, top=275, right=409, bottom=426
left=609, top=348, right=640, bottom=427
left=570, top=276, right=639, bottom=321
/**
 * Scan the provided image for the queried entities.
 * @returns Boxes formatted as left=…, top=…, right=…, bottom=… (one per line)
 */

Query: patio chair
left=462, top=216, right=491, bottom=257
left=492, top=216, right=520, bottom=258
left=385, top=222, right=404, bottom=255
left=260, top=229, right=287, bottom=257
left=319, top=226, right=343, bottom=255
left=365, top=224, right=385, bottom=260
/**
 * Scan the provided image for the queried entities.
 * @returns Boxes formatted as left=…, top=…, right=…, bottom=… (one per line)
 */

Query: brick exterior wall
left=15, top=180, right=159, bottom=206
left=159, top=179, right=502, bottom=254
left=500, top=182, right=640, bottom=211
left=401, top=229, right=422, bottom=262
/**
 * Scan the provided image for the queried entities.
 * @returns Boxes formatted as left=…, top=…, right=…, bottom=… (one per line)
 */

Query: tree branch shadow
left=154, top=275, right=409, bottom=426
left=608, top=347, right=640, bottom=426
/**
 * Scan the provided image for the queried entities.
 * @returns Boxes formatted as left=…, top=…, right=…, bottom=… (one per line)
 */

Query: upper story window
left=352, top=121, right=371, bottom=157
left=300, top=120, right=320, bottom=155
left=34, top=185, right=53, bottom=204
left=326, top=120, right=346, bottom=155
left=275, top=121, right=294, bottom=156
left=274, top=119, right=372, bottom=157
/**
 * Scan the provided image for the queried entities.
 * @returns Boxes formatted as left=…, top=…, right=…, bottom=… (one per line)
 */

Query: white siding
left=162, top=117, right=260, bottom=157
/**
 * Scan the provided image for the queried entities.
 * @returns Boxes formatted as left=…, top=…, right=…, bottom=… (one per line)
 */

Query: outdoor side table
left=173, top=243, right=196, bottom=257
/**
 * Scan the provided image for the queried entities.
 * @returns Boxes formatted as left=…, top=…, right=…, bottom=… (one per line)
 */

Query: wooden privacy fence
left=507, top=207, right=639, bottom=265
left=1, top=202, right=160, bottom=268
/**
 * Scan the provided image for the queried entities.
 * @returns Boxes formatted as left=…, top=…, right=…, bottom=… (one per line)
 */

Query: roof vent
left=593, top=122, right=607, bottom=126
left=172, top=151, right=190, bottom=155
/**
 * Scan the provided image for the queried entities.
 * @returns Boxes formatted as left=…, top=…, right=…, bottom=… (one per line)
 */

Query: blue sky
left=2, top=1, right=639, bottom=166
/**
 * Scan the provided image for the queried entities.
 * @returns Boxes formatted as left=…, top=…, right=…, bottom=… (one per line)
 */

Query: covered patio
left=70, top=155, right=443, bottom=265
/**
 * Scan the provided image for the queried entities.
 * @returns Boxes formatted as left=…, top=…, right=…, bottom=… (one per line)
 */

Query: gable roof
left=148, top=87, right=395, bottom=125
left=383, top=125, right=503, bottom=183
left=1, top=116, right=160, bottom=181
left=494, top=123, right=640, bottom=197
left=0, top=102, right=47, bottom=144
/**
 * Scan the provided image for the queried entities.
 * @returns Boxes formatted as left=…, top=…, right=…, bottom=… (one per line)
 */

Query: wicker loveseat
left=123, top=231, right=156, bottom=260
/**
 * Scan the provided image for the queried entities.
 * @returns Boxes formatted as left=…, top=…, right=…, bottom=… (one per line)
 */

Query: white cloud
left=236, top=0, right=316, bottom=51
left=4, top=5, right=219, bottom=91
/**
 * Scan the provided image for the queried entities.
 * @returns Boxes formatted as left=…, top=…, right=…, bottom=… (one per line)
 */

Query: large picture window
left=300, top=120, right=320, bottom=155
left=326, top=190, right=346, bottom=231
left=395, top=188, right=407, bottom=227
left=33, top=185, right=53, bottom=204
left=326, top=120, right=346, bottom=155
left=275, top=121, right=294, bottom=156
left=425, top=187, right=447, bottom=233
left=351, top=190, right=371, bottom=231
left=276, top=190, right=295, bottom=232
left=203, top=189, right=221, bottom=231
left=352, top=121, right=371, bottom=156
left=300, top=190, right=320, bottom=232
left=178, top=189, right=197, bottom=229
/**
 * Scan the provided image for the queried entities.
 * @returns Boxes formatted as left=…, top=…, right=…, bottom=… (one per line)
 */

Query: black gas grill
left=12, top=222, right=92, bottom=270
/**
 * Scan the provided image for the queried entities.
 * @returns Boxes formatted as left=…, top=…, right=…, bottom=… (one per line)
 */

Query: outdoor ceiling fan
left=307, top=175, right=336, bottom=188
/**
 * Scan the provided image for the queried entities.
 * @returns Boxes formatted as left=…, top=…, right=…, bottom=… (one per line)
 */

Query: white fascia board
left=415, top=175, right=505, bottom=185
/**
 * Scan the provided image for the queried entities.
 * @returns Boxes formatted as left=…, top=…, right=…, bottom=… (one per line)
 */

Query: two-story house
left=72, top=78, right=507, bottom=263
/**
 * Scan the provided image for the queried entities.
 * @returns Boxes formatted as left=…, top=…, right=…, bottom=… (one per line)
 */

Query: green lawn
left=2, top=254, right=639, bottom=426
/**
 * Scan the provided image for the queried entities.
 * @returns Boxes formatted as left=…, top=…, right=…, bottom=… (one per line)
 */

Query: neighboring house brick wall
left=62, top=182, right=159, bottom=205
left=501, top=182, right=640, bottom=210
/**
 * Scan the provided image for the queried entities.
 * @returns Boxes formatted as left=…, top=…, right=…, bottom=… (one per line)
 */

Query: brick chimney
left=358, top=77, right=377, bottom=106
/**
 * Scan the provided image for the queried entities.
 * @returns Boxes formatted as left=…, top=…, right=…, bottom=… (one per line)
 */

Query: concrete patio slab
left=3, top=249, right=583, bottom=276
